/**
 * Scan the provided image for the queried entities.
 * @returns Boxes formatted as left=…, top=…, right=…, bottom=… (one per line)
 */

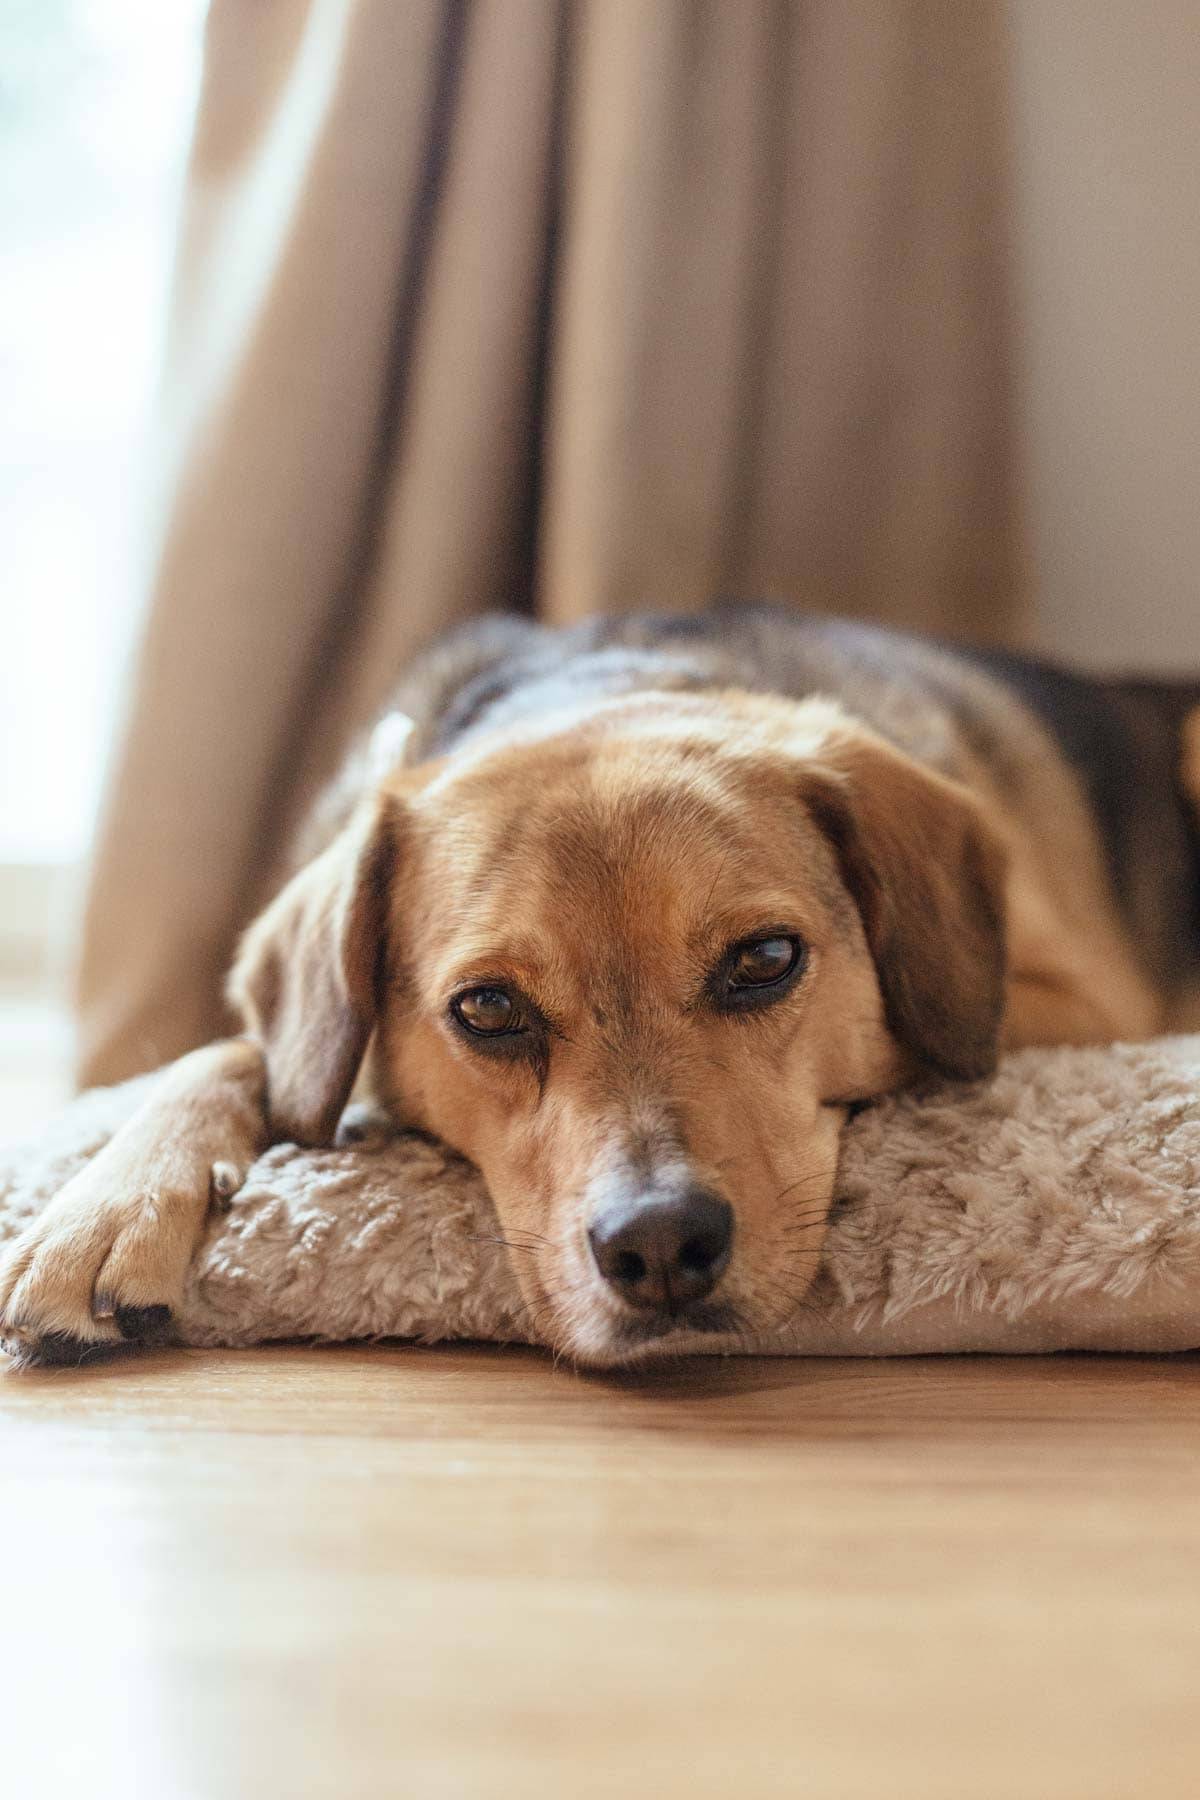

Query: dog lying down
left=3, top=1036, right=1200, bottom=1366
left=2, top=604, right=1199, bottom=1368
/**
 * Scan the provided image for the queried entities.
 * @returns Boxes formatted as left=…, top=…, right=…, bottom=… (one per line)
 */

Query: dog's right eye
left=451, top=987, right=525, bottom=1036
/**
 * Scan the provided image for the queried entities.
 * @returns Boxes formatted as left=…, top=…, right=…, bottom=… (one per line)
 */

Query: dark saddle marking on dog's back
left=964, top=646, right=1200, bottom=957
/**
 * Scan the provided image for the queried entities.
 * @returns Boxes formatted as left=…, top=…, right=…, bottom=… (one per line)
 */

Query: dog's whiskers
left=771, top=1166, right=832, bottom=1207
left=468, top=1230, right=563, bottom=1256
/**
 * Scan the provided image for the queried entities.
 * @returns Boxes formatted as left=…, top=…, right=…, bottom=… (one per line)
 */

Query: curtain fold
left=76, top=0, right=1021, bottom=1087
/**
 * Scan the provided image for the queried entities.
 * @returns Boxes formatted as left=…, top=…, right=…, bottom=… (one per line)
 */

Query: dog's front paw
left=0, top=1042, right=268, bottom=1369
left=0, top=1169, right=199, bottom=1367
left=0, top=1152, right=245, bottom=1367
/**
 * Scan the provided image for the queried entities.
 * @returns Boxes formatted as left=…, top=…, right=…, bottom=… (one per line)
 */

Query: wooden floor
left=3, top=1345, right=1200, bottom=1799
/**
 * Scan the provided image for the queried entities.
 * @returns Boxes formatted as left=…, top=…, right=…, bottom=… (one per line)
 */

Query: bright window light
left=0, top=0, right=208, bottom=864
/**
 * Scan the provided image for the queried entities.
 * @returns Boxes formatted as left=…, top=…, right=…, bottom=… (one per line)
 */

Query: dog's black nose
left=588, top=1188, right=734, bottom=1311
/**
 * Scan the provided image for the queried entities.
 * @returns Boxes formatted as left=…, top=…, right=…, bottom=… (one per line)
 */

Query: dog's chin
left=554, top=1299, right=748, bottom=1369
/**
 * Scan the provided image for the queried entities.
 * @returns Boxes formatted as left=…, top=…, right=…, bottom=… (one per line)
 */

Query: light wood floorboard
left=3, top=1345, right=1200, bottom=1799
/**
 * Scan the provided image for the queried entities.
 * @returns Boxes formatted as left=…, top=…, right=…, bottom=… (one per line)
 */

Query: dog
left=4, top=603, right=1199, bottom=1366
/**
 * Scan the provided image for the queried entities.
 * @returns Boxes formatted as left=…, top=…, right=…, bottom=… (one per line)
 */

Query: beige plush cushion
left=3, top=1038, right=1199, bottom=1362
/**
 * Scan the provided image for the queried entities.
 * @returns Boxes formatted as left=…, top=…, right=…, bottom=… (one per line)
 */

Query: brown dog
left=4, top=605, right=1199, bottom=1365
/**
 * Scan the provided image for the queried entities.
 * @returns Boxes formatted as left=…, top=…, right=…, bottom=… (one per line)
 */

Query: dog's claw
left=335, top=1102, right=393, bottom=1148
left=210, top=1161, right=244, bottom=1210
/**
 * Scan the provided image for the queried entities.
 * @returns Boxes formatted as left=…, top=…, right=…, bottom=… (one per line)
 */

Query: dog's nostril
left=588, top=1187, right=734, bottom=1312
left=612, top=1248, right=647, bottom=1284
left=678, top=1234, right=719, bottom=1273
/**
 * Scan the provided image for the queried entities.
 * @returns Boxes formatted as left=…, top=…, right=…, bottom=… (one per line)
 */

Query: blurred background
left=1, top=0, right=1198, bottom=1129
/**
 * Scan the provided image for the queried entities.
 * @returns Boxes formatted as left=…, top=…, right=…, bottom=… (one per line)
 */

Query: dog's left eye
left=452, top=987, right=526, bottom=1036
left=713, top=933, right=807, bottom=1010
left=728, top=936, right=800, bottom=987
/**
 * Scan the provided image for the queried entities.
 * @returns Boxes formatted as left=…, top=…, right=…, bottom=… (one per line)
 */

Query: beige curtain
left=77, top=0, right=1021, bottom=1087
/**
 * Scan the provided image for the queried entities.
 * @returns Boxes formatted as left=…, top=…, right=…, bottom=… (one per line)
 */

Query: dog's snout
left=588, top=1187, right=734, bottom=1311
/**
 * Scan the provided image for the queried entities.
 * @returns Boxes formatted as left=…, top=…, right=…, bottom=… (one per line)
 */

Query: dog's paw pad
left=112, top=1304, right=175, bottom=1346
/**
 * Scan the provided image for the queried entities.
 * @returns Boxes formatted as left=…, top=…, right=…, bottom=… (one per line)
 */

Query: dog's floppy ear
left=801, top=729, right=1009, bottom=1081
left=227, top=794, right=400, bottom=1144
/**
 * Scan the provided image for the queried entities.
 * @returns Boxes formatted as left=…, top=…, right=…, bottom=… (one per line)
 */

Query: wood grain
left=3, top=1344, right=1200, bottom=1799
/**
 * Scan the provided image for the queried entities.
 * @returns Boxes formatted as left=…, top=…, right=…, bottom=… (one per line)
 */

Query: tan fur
left=229, top=794, right=402, bottom=1145
left=0, top=665, right=1181, bottom=1365
left=1184, top=707, right=1200, bottom=827
left=796, top=724, right=1008, bottom=1078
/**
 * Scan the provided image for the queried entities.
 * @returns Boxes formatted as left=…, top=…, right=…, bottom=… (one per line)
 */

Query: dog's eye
left=713, top=933, right=807, bottom=1011
left=452, top=987, right=525, bottom=1036
left=728, top=936, right=799, bottom=988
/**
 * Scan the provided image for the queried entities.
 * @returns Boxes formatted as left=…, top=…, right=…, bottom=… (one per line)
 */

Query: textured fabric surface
left=76, top=0, right=1019, bottom=1088
left=3, top=1039, right=1198, bottom=1360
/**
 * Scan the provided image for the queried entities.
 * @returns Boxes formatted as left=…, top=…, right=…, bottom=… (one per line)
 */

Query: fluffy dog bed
left=2, top=1038, right=1200, bottom=1363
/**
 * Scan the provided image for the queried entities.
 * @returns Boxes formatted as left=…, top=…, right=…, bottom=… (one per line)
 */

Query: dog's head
left=231, top=691, right=1007, bottom=1364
